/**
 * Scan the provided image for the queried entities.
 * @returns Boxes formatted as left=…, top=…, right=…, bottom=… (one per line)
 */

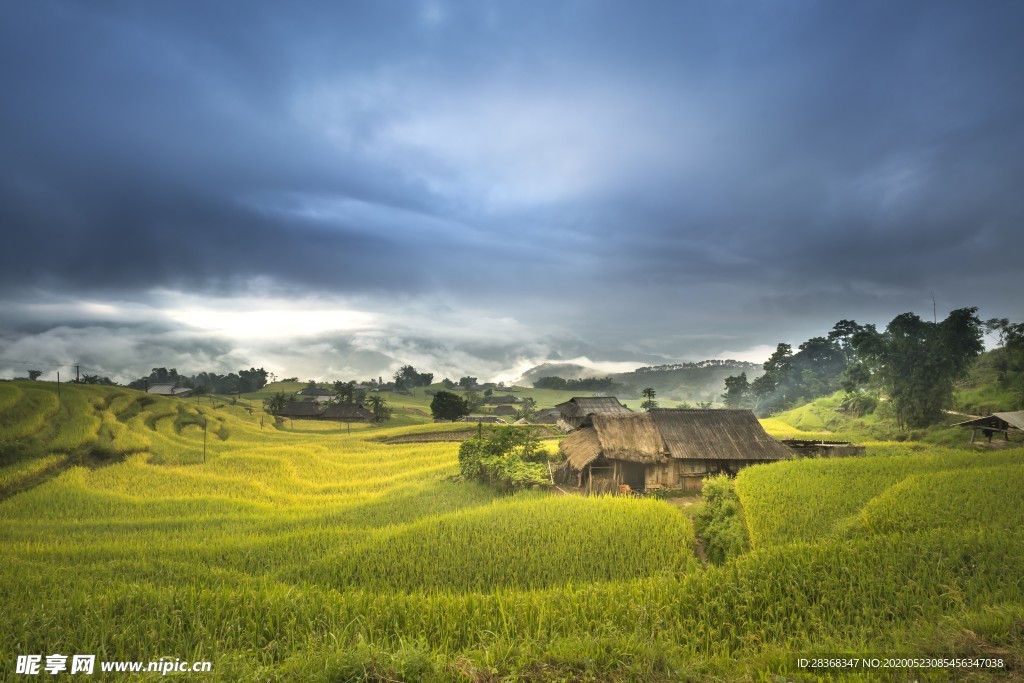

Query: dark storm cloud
left=1, top=1, right=1023, bottom=377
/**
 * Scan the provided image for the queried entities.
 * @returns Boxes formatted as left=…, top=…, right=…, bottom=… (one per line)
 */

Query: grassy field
left=1, top=380, right=1022, bottom=681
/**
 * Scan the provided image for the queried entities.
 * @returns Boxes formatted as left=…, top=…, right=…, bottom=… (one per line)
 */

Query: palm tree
left=640, top=387, right=658, bottom=411
left=262, top=392, right=289, bottom=415
left=365, top=393, right=392, bottom=422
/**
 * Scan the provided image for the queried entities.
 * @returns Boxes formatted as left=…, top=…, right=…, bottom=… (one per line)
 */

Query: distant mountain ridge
left=633, top=360, right=762, bottom=373
left=518, top=359, right=765, bottom=404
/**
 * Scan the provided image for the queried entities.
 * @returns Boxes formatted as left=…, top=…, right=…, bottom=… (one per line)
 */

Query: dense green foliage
left=956, top=319, right=1024, bottom=412
left=393, top=365, right=434, bottom=390
left=852, top=308, right=984, bottom=428
left=727, top=310, right=987, bottom=429
left=532, top=375, right=630, bottom=393
left=429, top=390, right=469, bottom=421
left=721, top=372, right=750, bottom=408
left=127, top=366, right=270, bottom=394
left=457, top=426, right=553, bottom=490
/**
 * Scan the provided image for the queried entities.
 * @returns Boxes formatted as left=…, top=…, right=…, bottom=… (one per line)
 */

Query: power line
left=0, top=358, right=79, bottom=368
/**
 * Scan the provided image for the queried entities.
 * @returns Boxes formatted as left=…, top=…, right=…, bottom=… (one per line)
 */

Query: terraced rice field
left=1, top=380, right=1022, bottom=681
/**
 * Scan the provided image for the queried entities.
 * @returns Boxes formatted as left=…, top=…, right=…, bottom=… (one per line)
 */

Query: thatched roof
left=321, top=403, right=373, bottom=421
left=590, top=413, right=667, bottom=463
left=555, top=396, right=631, bottom=419
left=996, top=412, right=1024, bottom=430
left=484, top=395, right=519, bottom=405
left=560, top=408, right=792, bottom=470
left=953, top=411, right=1024, bottom=431
left=278, top=401, right=323, bottom=418
left=562, top=427, right=604, bottom=470
left=649, top=409, right=793, bottom=461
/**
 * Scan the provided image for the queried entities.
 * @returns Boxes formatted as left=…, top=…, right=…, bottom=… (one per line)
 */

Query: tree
left=640, top=387, right=659, bottom=411
left=333, top=380, right=356, bottom=403
left=238, top=368, right=269, bottom=393
left=262, top=392, right=289, bottom=416
left=79, top=374, right=116, bottom=385
left=852, top=308, right=983, bottom=429
left=396, top=365, right=434, bottom=388
left=365, top=393, right=392, bottom=423
left=458, top=427, right=552, bottom=490
left=27, top=370, right=42, bottom=381
left=828, top=319, right=866, bottom=361
left=750, top=343, right=791, bottom=413
left=458, top=376, right=478, bottom=389
left=721, top=373, right=751, bottom=408
left=464, top=390, right=484, bottom=413
left=514, top=397, right=538, bottom=421
left=430, top=391, right=469, bottom=421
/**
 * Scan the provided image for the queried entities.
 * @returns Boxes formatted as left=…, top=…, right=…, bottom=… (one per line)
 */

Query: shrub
left=457, top=427, right=552, bottom=491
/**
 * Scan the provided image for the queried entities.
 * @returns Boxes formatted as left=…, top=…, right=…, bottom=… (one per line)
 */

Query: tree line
left=722, top=308, right=999, bottom=429
left=532, top=376, right=633, bottom=394
left=126, top=367, right=269, bottom=395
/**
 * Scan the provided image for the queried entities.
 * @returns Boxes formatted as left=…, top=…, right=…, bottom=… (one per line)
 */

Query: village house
left=530, top=408, right=562, bottom=424
left=483, top=395, right=520, bottom=405
left=277, top=401, right=324, bottom=419
left=296, top=387, right=333, bottom=398
left=321, top=402, right=374, bottom=422
left=146, top=384, right=193, bottom=398
left=559, top=408, right=793, bottom=494
left=555, top=396, right=632, bottom=430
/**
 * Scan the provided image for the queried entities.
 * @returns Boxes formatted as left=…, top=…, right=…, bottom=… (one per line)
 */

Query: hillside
left=1, top=380, right=1022, bottom=681
left=519, top=359, right=763, bottom=403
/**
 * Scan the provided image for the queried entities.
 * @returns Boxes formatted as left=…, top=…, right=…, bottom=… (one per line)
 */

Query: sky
left=1, top=1, right=1023, bottom=385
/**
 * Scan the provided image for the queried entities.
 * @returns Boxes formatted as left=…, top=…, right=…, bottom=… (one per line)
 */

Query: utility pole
left=75, top=365, right=80, bottom=383
left=57, top=371, right=61, bottom=402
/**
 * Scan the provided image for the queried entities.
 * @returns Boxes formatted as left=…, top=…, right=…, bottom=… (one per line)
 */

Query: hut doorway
left=621, top=462, right=646, bottom=491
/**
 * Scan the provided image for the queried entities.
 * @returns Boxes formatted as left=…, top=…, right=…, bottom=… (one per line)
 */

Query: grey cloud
left=1, top=1, right=1023, bottom=379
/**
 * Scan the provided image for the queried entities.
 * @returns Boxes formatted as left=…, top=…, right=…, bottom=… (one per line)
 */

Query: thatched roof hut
left=484, top=395, right=519, bottom=405
left=321, top=402, right=373, bottom=422
left=952, top=411, right=1024, bottom=442
left=278, top=401, right=323, bottom=418
left=555, top=396, right=632, bottom=429
left=648, top=408, right=793, bottom=461
left=559, top=408, right=792, bottom=493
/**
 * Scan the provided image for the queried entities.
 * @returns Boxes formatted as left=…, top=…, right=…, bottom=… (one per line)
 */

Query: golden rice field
left=1, top=380, right=1023, bottom=681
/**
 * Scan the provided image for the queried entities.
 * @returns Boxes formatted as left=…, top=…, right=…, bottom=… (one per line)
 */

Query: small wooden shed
left=559, top=409, right=792, bottom=493
left=782, top=439, right=865, bottom=457
left=952, top=412, right=1024, bottom=442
